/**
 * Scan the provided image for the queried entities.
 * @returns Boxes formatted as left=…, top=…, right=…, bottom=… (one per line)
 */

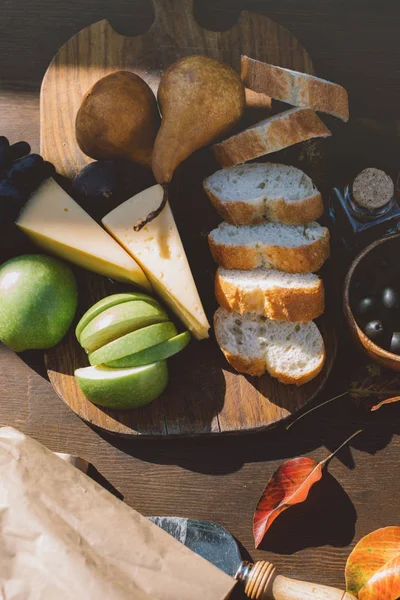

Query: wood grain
left=41, top=0, right=336, bottom=436
left=2, top=0, right=400, bottom=594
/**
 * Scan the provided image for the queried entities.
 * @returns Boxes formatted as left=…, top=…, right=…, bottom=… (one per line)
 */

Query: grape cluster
left=0, top=136, right=56, bottom=256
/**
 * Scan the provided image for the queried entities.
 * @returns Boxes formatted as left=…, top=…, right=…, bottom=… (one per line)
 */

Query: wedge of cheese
left=102, top=185, right=210, bottom=340
left=17, top=178, right=151, bottom=291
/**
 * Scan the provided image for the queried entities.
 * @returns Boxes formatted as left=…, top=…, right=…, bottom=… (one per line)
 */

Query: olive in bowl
left=344, top=234, right=400, bottom=369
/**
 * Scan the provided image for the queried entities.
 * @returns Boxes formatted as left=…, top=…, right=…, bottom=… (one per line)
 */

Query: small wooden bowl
left=344, top=233, right=400, bottom=370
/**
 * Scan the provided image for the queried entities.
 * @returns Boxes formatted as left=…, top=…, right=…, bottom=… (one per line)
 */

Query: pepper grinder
left=329, top=167, right=400, bottom=255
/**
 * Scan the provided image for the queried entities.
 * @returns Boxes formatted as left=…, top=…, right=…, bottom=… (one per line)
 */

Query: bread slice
left=208, top=221, right=330, bottom=273
left=215, top=268, right=324, bottom=321
left=212, top=108, right=331, bottom=168
left=203, top=163, right=323, bottom=225
left=241, top=55, right=349, bottom=122
left=214, top=307, right=325, bottom=384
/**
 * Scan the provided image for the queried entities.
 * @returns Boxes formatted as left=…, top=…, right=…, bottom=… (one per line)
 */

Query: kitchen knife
left=149, top=517, right=356, bottom=600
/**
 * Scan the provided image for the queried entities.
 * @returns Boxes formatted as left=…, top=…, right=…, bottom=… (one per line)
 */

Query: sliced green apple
left=105, top=331, right=191, bottom=368
left=75, top=292, right=162, bottom=341
left=79, top=300, right=168, bottom=353
left=88, top=321, right=177, bottom=366
left=75, top=360, right=168, bottom=409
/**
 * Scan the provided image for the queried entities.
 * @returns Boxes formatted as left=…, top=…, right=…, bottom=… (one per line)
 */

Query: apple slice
left=75, top=292, right=162, bottom=341
left=105, top=331, right=191, bottom=368
left=79, top=300, right=168, bottom=353
left=88, top=321, right=177, bottom=366
left=75, top=361, right=168, bottom=409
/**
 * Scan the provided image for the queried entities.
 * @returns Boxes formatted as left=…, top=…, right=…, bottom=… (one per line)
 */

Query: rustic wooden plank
left=1, top=1, right=400, bottom=594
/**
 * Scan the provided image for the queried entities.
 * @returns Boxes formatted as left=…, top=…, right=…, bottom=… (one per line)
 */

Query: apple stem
left=133, top=184, right=168, bottom=231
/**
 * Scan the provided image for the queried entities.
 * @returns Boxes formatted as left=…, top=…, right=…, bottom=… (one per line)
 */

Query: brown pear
left=76, top=71, right=160, bottom=169
left=152, top=55, right=245, bottom=185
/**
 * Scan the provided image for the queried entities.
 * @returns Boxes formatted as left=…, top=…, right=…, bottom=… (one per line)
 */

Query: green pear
left=88, top=321, right=177, bottom=366
left=75, top=360, right=168, bottom=409
left=75, top=292, right=162, bottom=341
left=79, top=300, right=168, bottom=353
left=105, top=331, right=191, bottom=368
left=0, top=254, right=77, bottom=352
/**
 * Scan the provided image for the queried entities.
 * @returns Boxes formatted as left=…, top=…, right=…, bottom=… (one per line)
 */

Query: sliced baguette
left=215, top=268, right=324, bottom=321
left=203, top=163, right=323, bottom=225
left=212, top=108, right=331, bottom=168
left=208, top=221, right=330, bottom=273
left=241, top=55, right=349, bottom=122
left=214, top=308, right=325, bottom=384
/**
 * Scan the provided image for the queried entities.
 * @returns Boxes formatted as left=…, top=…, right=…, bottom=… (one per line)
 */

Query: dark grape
left=0, top=136, right=10, bottom=172
left=0, top=179, right=25, bottom=203
left=9, top=141, right=31, bottom=162
left=364, top=320, right=385, bottom=343
left=7, top=154, right=44, bottom=188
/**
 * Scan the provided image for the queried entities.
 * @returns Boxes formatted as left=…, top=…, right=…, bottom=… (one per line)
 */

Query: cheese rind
left=102, top=185, right=210, bottom=339
left=16, top=178, right=151, bottom=290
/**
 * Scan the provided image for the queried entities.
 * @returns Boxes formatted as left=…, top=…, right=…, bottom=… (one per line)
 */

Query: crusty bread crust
left=208, top=228, right=330, bottom=273
left=204, top=184, right=323, bottom=225
left=241, top=56, right=349, bottom=122
left=215, top=269, right=324, bottom=321
left=213, top=309, right=326, bottom=385
left=212, top=108, right=331, bottom=168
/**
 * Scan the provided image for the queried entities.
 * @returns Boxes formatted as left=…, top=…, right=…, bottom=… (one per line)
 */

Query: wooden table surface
left=1, top=0, right=400, bottom=595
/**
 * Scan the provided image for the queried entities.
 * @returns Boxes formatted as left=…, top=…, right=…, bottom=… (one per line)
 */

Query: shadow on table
left=257, top=472, right=356, bottom=554
left=96, top=389, right=400, bottom=476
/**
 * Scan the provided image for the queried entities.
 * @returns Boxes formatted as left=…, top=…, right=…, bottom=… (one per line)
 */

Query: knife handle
left=236, top=561, right=356, bottom=600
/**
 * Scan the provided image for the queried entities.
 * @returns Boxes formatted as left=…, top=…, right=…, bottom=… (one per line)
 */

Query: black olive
left=364, top=320, right=385, bottom=343
left=382, top=287, right=399, bottom=310
left=356, top=296, right=378, bottom=317
left=390, top=331, right=400, bottom=354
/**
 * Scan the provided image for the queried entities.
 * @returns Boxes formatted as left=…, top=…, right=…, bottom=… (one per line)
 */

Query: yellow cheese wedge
left=102, top=185, right=210, bottom=340
left=16, top=178, right=151, bottom=291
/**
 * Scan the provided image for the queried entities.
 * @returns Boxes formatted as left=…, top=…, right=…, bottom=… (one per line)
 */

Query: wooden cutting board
left=42, top=0, right=337, bottom=437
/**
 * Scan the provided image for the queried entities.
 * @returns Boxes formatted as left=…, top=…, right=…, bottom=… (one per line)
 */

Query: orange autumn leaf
left=253, top=456, right=323, bottom=548
left=345, top=526, right=400, bottom=600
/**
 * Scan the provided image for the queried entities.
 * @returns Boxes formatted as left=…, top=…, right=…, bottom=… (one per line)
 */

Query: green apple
left=75, top=292, right=162, bottom=341
left=79, top=300, right=168, bottom=353
left=0, top=254, right=77, bottom=352
left=75, top=360, right=168, bottom=408
left=105, top=331, right=191, bottom=368
left=88, top=321, right=177, bottom=366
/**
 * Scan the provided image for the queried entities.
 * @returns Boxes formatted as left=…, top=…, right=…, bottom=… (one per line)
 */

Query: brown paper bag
left=0, top=427, right=235, bottom=600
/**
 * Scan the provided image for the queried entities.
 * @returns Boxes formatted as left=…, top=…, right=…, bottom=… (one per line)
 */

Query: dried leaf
left=345, top=526, right=400, bottom=600
left=253, top=430, right=361, bottom=548
left=349, top=364, right=400, bottom=411
left=253, top=457, right=323, bottom=548
left=370, top=396, right=400, bottom=412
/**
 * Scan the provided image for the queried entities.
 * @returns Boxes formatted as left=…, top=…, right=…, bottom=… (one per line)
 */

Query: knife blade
left=149, top=516, right=356, bottom=600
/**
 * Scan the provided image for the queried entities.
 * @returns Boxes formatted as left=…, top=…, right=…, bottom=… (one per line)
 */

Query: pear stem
left=320, top=429, right=363, bottom=468
left=285, top=391, right=348, bottom=431
left=134, top=184, right=168, bottom=231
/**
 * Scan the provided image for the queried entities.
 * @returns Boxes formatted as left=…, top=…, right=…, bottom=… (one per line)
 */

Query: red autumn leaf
left=253, top=430, right=361, bottom=548
left=345, top=526, right=400, bottom=600
left=253, top=456, right=323, bottom=548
